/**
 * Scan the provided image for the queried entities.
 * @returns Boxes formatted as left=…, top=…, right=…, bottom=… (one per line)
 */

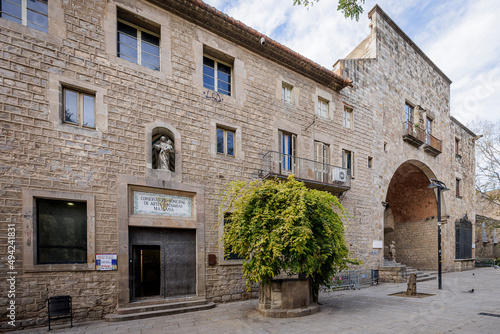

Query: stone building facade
left=0, top=0, right=476, bottom=329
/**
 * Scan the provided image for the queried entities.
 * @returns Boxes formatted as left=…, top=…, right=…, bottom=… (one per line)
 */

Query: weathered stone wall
left=475, top=215, right=500, bottom=259
left=334, top=6, right=476, bottom=272
left=386, top=218, right=438, bottom=270
left=475, top=193, right=500, bottom=259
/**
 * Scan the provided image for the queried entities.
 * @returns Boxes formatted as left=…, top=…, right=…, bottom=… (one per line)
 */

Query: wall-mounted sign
left=96, top=254, right=117, bottom=271
left=133, top=191, right=192, bottom=217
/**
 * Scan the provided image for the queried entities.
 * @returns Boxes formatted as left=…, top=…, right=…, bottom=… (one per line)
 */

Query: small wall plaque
left=96, top=254, right=117, bottom=271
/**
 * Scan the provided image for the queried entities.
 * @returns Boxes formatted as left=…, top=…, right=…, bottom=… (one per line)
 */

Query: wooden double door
left=129, top=227, right=196, bottom=299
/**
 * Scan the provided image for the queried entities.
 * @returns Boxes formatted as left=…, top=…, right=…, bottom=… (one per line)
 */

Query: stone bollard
left=406, top=273, right=417, bottom=296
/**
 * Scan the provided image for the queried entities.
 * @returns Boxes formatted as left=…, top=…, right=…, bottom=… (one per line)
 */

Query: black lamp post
left=428, top=178, right=449, bottom=290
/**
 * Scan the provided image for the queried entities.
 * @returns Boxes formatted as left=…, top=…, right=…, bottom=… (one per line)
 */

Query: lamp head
left=428, top=178, right=450, bottom=191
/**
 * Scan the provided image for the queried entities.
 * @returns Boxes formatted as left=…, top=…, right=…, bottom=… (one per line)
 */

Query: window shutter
left=351, top=151, right=355, bottom=178
left=291, top=134, right=296, bottom=156
left=324, top=144, right=329, bottom=164
left=278, top=131, right=283, bottom=154
left=314, top=142, right=321, bottom=162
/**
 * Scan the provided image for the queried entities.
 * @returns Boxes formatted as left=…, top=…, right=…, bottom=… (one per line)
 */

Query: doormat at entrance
left=389, top=292, right=435, bottom=298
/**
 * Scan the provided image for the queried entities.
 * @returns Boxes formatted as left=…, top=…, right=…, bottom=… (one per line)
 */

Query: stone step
left=417, top=276, right=437, bottom=282
left=105, top=301, right=215, bottom=322
left=116, top=299, right=209, bottom=315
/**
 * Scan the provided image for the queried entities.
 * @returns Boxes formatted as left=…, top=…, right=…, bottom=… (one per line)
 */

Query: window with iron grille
left=455, top=216, right=472, bottom=259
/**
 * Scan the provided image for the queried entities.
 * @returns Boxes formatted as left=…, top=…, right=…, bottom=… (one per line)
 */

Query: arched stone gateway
left=384, top=160, right=446, bottom=270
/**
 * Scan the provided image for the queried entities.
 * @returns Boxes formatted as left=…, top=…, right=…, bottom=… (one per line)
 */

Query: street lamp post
left=428, top=179, right=449, bottom=290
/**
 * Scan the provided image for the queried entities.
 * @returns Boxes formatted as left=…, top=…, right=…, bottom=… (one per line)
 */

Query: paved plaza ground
left=14, top=267, right=500, bottom=333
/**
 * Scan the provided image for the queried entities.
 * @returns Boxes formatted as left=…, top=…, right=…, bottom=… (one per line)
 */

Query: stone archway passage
left=384, top=162, right=439, bottom=270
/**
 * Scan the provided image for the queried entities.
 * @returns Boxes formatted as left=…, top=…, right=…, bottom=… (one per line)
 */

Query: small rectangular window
left=317, top=98, right=328, bottom=118
left=368, top=156, right=373, bottom=168
left=455, top=138, right=460, bottom=156
left=203, top=55, right=232, bottom=96
left=1, top=0, right=48, bottom=33
left=117, top=18, right=160, bottom=70
left=63, top=88, right=95, bottom=128
left=36, top=198, right=87, bottom=264
left=342, top=149, right=355, bottom=178
left=217, top=127, right=235, bottom=157
left=344, top=106, right=353, bottom=129
left=456, top=178, right=461, bottom=197
left=426, top=117, right=433, bottom=134
left=405, top=102, right=414, bottom=123
left=282, top=83, right=292, bottom=104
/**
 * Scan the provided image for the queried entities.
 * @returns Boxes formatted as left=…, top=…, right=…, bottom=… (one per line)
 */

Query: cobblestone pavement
left=14, top=268, right=500, bottom=333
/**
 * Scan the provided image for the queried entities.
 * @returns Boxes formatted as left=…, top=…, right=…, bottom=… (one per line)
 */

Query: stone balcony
left=261, top=151, right=351, bottom=195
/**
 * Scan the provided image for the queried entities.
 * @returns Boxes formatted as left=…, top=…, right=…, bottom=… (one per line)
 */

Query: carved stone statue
left=389, top=241, right=396, bottom=261
left=153, top=136, right=174, bottom=171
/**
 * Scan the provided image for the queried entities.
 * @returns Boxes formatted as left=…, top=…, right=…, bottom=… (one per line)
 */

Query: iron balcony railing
left=425, top=132, right=443, bottom=153
left=402, top=121, right=426, bottom=146
left=262, top=151, right=351, bottom=190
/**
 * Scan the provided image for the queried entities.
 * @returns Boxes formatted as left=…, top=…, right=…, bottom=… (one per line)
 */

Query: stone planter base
left=258, top=277, right=318, bottom=317
left=256, top=304, right=320, bottom=318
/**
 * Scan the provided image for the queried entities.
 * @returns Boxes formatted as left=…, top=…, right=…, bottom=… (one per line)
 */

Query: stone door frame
left=116, top=174, right=206, bottom=306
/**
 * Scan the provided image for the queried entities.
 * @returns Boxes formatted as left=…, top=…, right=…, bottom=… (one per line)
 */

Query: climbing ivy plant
left=219, top=176, right=359, bottom=301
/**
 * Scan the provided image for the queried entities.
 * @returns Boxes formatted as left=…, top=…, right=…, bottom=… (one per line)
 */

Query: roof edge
left=450, top=116, right=477, bottom=137
left=146, top=0, right=352, bottom=91
left=368, top=5, right=452, bottom=85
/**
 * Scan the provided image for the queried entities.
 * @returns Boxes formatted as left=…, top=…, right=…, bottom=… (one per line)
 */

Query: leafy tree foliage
left=292, top=0, right=366, bottom=21
left=219, top=176, right=358, bottom=301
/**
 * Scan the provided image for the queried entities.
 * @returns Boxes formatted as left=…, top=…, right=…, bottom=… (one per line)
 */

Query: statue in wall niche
left=153, top=135, right=174, bottom=171
left=389, top=241, right=396, bottom=261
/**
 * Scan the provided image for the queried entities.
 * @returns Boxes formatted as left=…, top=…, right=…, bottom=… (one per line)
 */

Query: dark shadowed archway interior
left=384, top=162, right=439, bottom=270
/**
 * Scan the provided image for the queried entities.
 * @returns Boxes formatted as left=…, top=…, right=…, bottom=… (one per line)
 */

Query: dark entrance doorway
left=132, top=245, right=161, bottom=297
left=129, top=227, right=196, bottom=300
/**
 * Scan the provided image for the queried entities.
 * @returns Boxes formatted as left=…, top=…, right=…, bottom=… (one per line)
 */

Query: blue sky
left=203, top=0, right=500, bottom=125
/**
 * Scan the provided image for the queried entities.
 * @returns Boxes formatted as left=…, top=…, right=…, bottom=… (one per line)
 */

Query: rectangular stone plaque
left=133, top=191, right=192, bottom=217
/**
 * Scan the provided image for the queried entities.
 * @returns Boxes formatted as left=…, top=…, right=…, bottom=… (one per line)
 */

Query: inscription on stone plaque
left=133, top=191, right=192, bottom=217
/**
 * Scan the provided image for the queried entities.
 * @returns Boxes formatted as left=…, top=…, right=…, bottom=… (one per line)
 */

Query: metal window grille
left=455, top=216, right=472, bottom=259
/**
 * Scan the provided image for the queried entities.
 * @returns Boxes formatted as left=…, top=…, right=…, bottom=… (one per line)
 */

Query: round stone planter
left=257, top=276, right=320, bottom=318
